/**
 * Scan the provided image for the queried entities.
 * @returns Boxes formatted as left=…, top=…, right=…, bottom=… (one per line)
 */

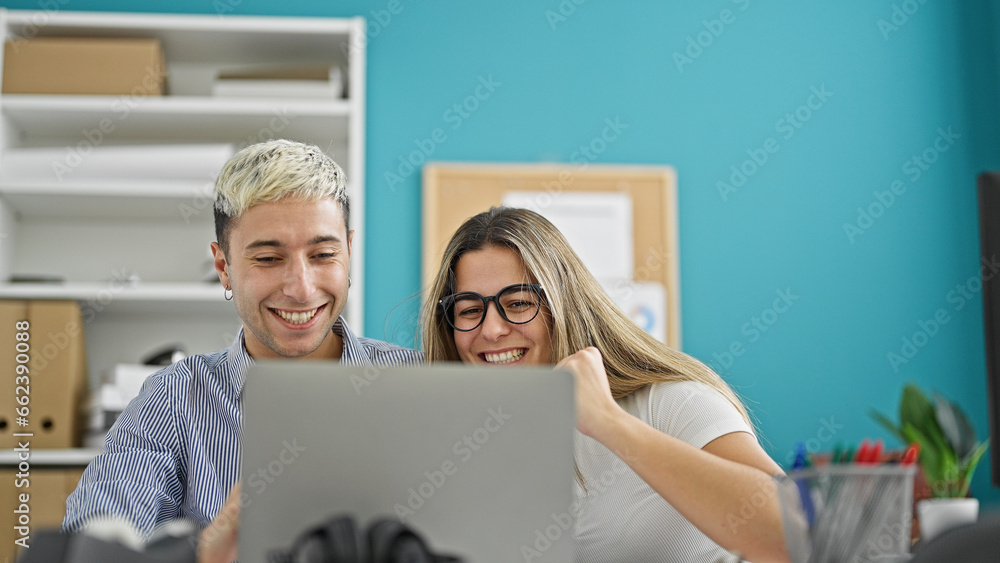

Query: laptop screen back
left=238, top=362, right=577, bottom=563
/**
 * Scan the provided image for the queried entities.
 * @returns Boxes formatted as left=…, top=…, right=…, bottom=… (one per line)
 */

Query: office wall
left=3, top=0, right=999, bottom=505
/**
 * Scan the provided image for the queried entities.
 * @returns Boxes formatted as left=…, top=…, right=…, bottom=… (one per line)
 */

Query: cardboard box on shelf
left=0, top=300, right=89, bottom=449
left=2, top=37, right=167, bottom=95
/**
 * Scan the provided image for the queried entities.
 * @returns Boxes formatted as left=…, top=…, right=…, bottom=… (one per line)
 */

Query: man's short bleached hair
left=213, top=139, right=349, bottom=253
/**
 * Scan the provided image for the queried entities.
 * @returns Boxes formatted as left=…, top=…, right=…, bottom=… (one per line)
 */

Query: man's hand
left=197, top=483, right=241, bottom=563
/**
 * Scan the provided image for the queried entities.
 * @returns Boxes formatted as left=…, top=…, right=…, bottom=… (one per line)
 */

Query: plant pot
left=916, top=497, right=979, bottom=541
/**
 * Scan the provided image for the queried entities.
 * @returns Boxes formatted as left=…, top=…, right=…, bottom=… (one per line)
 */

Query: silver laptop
left=238, top=362, right=577, bottom=563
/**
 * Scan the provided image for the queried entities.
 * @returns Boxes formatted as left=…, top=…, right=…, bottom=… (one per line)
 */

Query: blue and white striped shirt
left=62, top=317, right=422, bottom=537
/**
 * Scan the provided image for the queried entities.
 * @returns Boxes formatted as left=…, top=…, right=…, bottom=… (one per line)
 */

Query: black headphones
left=268, top=515, right=464, bottom=563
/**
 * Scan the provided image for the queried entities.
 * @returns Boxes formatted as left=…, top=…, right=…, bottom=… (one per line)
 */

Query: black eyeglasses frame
left=438, top=283, right=546, bottom=332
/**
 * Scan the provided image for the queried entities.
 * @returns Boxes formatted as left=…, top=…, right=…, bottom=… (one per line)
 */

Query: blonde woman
left=421, top=206, right=789, bottom=563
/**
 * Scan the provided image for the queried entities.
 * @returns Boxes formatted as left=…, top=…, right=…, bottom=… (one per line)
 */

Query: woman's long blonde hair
left=421, top=206, right=750, bottom=423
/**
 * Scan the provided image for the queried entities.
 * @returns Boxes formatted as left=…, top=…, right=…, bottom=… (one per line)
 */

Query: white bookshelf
left=0, top=10, right=367, bottom=384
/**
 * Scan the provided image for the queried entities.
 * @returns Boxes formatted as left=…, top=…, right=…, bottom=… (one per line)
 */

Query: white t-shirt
left=572, top=380, right=756, bottom=563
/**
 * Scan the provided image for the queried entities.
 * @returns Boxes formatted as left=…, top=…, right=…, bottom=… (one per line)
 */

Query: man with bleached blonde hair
left=63, top=140, right=422, bottom=559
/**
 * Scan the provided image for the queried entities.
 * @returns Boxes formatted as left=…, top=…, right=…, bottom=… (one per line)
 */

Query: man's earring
left=224, top=286, right=233, bottom=301
left=348, top=277, right=352, bottom=288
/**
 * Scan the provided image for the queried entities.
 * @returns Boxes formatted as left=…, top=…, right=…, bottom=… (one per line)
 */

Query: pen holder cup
left=776, top=464, right=916, bottom=563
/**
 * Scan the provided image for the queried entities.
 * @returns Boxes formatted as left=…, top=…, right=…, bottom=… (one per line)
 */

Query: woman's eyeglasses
left=439, top=283, right=545, bottom=332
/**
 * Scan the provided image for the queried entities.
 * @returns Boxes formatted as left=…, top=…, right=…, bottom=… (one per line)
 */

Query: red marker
left=869, top=439, right=884, bottom=464
left=854, top=439, right=871, bottom=464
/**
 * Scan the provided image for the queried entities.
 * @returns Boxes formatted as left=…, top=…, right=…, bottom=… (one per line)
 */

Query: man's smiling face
left=212, top=197, right=352, bottom=360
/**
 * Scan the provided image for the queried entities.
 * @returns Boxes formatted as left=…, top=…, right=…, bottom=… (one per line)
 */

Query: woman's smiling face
left=450, top=245, right=553, bottom=366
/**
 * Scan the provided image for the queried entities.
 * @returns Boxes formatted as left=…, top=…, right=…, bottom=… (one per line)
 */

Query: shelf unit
left=0, top=9, right=367, bottom=386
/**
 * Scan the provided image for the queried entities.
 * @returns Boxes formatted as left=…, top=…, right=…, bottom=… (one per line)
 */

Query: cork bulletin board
left=422, top=163, right=682, bottom=349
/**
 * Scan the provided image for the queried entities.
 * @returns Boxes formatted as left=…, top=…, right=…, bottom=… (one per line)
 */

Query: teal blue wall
left=6, top=0, right=1000, bottom=506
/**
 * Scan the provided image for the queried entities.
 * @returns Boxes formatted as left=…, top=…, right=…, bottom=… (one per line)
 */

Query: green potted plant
left=870, top=382, right=989, bottom=539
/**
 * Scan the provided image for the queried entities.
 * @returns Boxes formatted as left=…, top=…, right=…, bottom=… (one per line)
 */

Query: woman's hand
left=556, top=347, right=624, bottom=440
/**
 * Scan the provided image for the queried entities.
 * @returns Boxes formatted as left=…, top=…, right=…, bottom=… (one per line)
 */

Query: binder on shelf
left=0, top=300, right=89, bottom=449
left=212, top=65, right=344, bottom=99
